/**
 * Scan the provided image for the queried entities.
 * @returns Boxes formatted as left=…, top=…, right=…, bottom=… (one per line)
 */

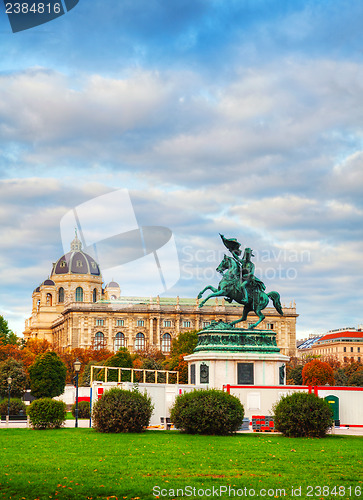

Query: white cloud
left=1, top=56, right=363, bottom=338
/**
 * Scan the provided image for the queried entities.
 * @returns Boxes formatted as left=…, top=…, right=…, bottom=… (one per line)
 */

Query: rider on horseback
left=219, top=234, right=265, bottom=307
left=198, top=235, right=283, bottom=328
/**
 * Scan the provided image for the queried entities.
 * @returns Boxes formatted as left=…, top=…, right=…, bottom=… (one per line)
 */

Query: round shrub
left=92, top=388, right=154, bottom=433
left=26, top=398, right=66, bottom=430
left=0, top=398, right=26, bottom=416
left=273, top=392, right=333, bottom=438
left=71, top=400, right=90, bottom=419
left=170, top=389, right=244, bottom=435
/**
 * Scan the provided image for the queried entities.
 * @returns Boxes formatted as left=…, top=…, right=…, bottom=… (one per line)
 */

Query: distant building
left=297, top=327, right=363, bottom=363
left=24, top=234, right=298, bottom=356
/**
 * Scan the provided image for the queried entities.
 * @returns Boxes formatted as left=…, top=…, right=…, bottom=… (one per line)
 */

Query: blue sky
left=0, top=0, right=363, bottom=338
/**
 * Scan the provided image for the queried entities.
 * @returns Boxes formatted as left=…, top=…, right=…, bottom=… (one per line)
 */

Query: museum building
left=23, top=234, right=298, bottom=357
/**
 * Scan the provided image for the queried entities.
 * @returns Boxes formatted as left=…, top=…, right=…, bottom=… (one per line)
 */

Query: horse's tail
left=268, top=291, right=284, bottom=315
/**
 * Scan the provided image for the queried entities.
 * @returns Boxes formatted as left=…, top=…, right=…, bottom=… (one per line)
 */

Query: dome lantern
left=70, top=229, right=82, bottom=252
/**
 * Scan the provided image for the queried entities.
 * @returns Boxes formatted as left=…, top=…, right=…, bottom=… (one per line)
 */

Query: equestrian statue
left=197, top=234, right=283, bottom=329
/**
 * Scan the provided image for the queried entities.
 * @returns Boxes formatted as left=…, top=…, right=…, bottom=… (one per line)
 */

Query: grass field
left=0, top=429, right=361, bottom=500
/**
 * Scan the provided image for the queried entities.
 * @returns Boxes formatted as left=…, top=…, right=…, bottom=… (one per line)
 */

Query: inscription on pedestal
left=237, top=363, right=254, bottom=385
left=190, top=364, right=196, bottom=385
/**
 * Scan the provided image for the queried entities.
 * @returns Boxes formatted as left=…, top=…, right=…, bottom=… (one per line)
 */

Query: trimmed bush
left=92, top=388, right=153, bottom=433
left=170, top=389, right=244, bottom=435
left=273, top=392, right=333, bottom=438
left=27, top=398, right=66, bottom=430
left=71, top=400, right=90, bottom=419
left=0, top=398, right=26, bottom=416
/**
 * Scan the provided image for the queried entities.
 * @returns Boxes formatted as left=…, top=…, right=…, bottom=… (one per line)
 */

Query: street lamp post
left=73, top=359, right=81, bottom=428
left=7, top=376, right=12, bottom=419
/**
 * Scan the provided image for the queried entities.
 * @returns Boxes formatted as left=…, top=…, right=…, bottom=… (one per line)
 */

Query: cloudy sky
left=0, top=0, right=362, bottom=339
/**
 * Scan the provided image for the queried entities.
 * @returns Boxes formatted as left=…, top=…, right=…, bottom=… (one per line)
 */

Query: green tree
left=334, top=368, right=348, bottom=386
left=29, top=351, right=67, bottom=398
left=170, top=330, right=198, bottom=357
left=0, top=358, right=27, bottom=398
left=105, top=348, right=133, bottom=382
left=79, top=360, right=98, bottom=387
left=0, top=316, right=17, bottom=345
left=287, top=365, right=303, bottom=385
left=348, top=369, right=363, bottom=387
left=106, top=348, right=133, bottom=369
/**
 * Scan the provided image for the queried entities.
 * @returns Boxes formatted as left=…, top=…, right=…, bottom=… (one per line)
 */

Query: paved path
left=0, top=419, right=91, bottom=429
left=1, top=421, right=362, bottom=435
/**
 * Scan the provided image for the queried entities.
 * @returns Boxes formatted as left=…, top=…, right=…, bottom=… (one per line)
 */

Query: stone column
left=156, top=317, right=161, bottom=349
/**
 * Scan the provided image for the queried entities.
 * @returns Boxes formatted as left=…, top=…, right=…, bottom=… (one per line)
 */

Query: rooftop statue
left=197, top=234, right=283, bottom=329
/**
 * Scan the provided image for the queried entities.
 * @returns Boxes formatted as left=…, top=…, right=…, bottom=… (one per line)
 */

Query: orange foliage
left=174, top=353, right=189, bottom=384
left=0, top=343, right=23, bottom=362
left=57, top=347, right=112, bottom=383
left=132, top=358, right=143, bottom=370
left=302, top=359, right=335, bottom=386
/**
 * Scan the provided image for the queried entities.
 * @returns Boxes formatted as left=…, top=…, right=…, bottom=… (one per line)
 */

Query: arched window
left=93, top=288, right=97, bottom=303
left=114, top=332, right=125, bottom=351
left=75, top=287, right=83, bottom=302
left=161, top=333, right=171, bottom=353
left=46, top=293, right=52, bottom=306
left=94, top=332, right=105, bottom=350
left=135, top=332, right=145, bottom=351
left=58, top=287, right=64, bottom=303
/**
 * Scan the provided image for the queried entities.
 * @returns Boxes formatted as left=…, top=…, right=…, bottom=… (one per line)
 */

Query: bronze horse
left=197, top=254, right=283, bottom=328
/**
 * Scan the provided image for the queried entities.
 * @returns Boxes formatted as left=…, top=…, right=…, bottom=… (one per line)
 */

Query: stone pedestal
left=184, top=322, right=289, bottom=389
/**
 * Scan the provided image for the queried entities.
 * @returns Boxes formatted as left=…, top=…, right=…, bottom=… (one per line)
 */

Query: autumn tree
left=166, top=330, right=199, bottom=384
left=302, top=359, right=334, bottom=386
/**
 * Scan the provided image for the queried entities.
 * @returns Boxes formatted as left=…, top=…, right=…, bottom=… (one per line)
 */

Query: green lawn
left=66, top=412, right=89, bottom=420
left=0, top=429, right=361, bottom=500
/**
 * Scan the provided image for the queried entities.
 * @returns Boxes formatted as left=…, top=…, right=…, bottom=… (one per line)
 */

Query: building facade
left=297, top=328, right=363, bottom=363
left=24, top=235, right=298, bottom=357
